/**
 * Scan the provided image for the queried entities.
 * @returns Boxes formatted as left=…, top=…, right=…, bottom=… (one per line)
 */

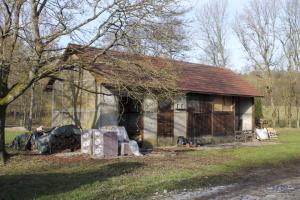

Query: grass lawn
left=1, top=128, right=300, bottom=200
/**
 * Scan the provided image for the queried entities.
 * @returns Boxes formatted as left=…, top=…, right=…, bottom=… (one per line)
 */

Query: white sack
left=129, top=140, right=142, bottom=156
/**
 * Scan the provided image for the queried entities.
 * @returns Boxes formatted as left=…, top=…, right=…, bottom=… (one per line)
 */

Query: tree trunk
left=0, top=63, right=9, bottom=164
left=28, top=84, right=35, bottom=131
left=277, top=109, right=280, bottom=126
left=23, top=103, right=26, bottom=127
left=296, top=100, right=299, bottom=129
left=0, top=105, right=7, bottom=164
left=270, top=92, right=277, bottom=128
left=287, top=101, right=292, bottom=128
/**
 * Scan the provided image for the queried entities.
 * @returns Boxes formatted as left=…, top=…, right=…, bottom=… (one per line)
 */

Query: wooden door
left=157, top=101, right=174, bottom=146
left=188, top=111, right=212, bottom=138
left=213, top=111, right=234, bottom=136
left=187, top=94, right=212, bottom=143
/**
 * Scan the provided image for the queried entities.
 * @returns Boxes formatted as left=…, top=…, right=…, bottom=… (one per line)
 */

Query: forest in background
left=246, top=71, right=300, bottom=128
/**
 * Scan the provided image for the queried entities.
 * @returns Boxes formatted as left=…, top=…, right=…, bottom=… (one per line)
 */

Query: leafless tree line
left=196, top=0, right=300, bottom=128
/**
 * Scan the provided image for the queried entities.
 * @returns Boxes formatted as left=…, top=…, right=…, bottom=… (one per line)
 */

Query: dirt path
left=154, top=162, right=300, bottom=200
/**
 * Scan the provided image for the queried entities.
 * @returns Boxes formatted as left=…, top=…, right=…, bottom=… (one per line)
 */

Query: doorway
left=119, top=97, right=143, bottom=145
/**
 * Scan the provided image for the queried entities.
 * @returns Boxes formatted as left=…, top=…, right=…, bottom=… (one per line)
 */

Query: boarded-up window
left=213, top=97, right=223, bottom=111
left=187, top=95, right=212, bottom=113
left=213, top=96, right=233, bottom=112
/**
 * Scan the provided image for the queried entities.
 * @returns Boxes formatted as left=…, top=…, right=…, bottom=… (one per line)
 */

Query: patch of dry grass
left=1, top=129, right=300, bottom=200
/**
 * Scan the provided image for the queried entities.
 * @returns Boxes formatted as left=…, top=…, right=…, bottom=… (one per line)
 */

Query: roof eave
left=180, top=90, right=263, bottom=97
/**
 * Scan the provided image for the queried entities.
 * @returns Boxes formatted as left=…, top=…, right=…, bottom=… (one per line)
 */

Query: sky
left=184, top=0, right=251, bottom=72
left=60, top=0, right=252, bottom=73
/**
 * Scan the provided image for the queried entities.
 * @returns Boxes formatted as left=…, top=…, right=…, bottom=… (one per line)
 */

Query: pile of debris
left=10, top=125, right=142, bottom=157
left=81, top=126, right=142, bottom=157
left=255, top=119, right=279, bottom=140
left=10, top=125, right=81, bottom=154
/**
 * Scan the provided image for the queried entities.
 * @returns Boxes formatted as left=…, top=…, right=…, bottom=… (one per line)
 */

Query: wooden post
left=233, top=96, right=236, bottom=131
left=252, top=97, right=256, bottom=140
left=211, top=97, right=214, bottom=136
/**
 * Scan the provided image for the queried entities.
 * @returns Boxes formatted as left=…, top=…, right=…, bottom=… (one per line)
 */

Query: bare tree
left=0, top=0, right=183, bottom=163
left=115, top=14, right=190, bottom=59
left=195, top=0, right=229, bottom=67
left=278, top=0, right=300, bottom=128
left=234, top=0, right=281, bottom=127
left=27, top=83, right=35, bottom=131
left=295, top=74, right=300, bottom=128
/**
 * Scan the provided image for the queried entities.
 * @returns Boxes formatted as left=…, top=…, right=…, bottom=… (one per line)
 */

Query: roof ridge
left=66, top=43, right=231, bottom=70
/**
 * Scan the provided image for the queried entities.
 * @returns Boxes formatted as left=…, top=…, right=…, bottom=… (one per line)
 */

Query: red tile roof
left=66, top=44, right=262, bottom=97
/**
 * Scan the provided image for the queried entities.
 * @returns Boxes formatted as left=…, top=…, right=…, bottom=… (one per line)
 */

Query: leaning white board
left=256, top=128, right=269, bottom=140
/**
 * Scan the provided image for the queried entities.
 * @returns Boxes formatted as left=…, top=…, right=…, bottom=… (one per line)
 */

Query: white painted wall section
left=98, top=85, right=119, bottom=128
left=174, top=95, right=187, bottom=138
left=143, top=97, right=158, bottom=147
left=240, top=98, right=253, bottom=130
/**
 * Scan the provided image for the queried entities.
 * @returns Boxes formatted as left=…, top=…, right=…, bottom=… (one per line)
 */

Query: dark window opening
left=119, top=97, right=143, bottom=144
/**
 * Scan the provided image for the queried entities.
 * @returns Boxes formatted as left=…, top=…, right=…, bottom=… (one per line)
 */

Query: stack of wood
left=235, top=130, right=254, bottom=142
left=266, top=128, right=278, bottom=140
left=256, top=119, right=268, bottom=129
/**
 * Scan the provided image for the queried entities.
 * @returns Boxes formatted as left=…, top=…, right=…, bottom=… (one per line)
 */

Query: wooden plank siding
left=212, top=111, right=235, bottom=136
left=187, top=94, right=235, bottom=143
left=252, top=97, right=256, bottom=130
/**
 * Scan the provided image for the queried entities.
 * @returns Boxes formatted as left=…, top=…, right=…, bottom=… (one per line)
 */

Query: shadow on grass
left=0, top=161, right=144, bottom=200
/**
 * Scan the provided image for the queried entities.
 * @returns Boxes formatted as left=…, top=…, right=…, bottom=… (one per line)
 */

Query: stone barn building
left=46, top=44, right=262, bottom=148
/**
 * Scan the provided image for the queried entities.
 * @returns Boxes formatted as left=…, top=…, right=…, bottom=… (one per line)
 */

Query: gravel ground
left=159, top=177, right=300, bottom=200
left=153, top=163, right=300, bottom=200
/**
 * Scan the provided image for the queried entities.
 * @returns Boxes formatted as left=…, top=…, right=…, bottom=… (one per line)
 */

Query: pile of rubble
left=10, top=125, right=142, bottom=157
left=81, top=126, right=142, bottom=157
left=255, top=119, right=279, bottom=140
left=10, top=125, right=81, bottom=154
